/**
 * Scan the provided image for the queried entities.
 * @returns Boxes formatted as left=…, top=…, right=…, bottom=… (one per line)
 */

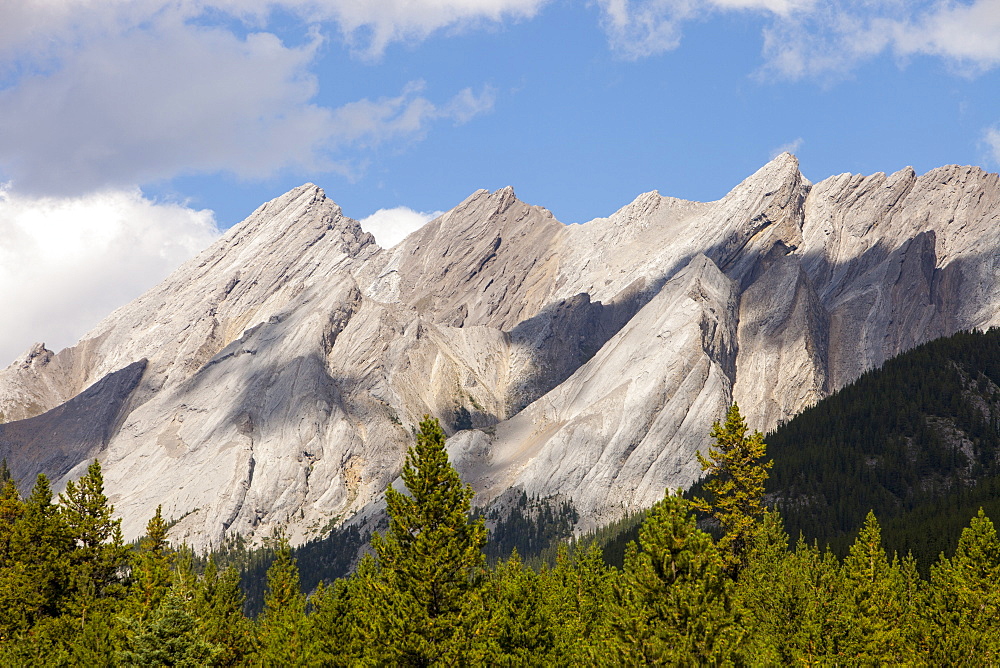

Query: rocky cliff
left=1, top=154, right=998, bottom=547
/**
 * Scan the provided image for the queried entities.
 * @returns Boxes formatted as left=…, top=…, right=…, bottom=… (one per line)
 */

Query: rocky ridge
left=1, top=154, right=998, bottom=547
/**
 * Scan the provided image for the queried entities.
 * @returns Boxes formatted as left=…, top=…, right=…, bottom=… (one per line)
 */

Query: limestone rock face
left=2, top=155, right=1000, bottom=548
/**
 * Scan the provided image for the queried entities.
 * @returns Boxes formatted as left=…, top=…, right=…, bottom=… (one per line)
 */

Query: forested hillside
left=4, top=410, right=1000, bottom=663
left=764, top=327, right=1000, bottom=569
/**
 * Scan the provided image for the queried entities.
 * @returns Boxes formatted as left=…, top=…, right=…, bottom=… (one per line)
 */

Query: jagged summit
left=2, top=156, right=1000, bottom=549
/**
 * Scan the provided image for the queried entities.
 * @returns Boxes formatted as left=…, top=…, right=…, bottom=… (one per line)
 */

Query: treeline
left=4, top=410, right=1000, bottom=663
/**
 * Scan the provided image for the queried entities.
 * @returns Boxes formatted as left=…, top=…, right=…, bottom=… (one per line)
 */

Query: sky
left=1, top=0, right=999, bottom=364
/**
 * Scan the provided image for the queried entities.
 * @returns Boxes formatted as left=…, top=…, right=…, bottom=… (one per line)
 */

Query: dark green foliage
left=481, top=551, right=557, bottom=665
left=222, top=521, right=365, bottom=617
left=367, top=415, right=489, bottom=665
left=119, top=589, right=221, bottom=666
left=765, top=327, right=1000, bottom=569
left=59, top=460, right=130, bottom=622
left=255, top=534, right=309, bottom=665
left=613, top=491, right=741, bottom=664
left=923, top=509, right=1000, bottom=662
left=9, top=353, right=1000, bottom=662
left=127, top=505, right=172, bottom=623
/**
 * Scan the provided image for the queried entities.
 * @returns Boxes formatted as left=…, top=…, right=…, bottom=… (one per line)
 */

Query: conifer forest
left=3, top=330, right=1000, bottom=665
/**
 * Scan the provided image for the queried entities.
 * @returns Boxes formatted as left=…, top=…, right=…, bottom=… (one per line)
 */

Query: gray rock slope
left=1, top=154, right=998, bottom=547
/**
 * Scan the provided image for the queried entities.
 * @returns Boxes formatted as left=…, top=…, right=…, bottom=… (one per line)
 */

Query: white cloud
left=0, top=187, right=219, bottom=364
left=0, top=18, right=494, bottom=196
left=893, top=0, right=1000, bottom=70
left=596, top=0, right=815, bottom=60
left=0, top=0, right=549, bottom=63
left=770, top=137, right=804, bottom=158
left=359, top=207, right=442, bottom=248
left=290, top=0, right=549, bottom=58
left=329, top=82, right=496, bottom=148
left=596, top=0, right=1000, bottom=77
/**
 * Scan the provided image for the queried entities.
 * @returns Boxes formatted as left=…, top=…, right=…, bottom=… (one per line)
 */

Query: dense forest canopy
left=3, top=403, right=1000, bottom=663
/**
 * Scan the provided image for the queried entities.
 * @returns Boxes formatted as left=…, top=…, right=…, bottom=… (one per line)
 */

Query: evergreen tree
left=9, top=475, right=72, bottom=631
left=59, top=460, right=129, bottom=624
left=613, top=491, right=741, bottom=665
left=537, top=543, right=616, bottom=664
left=119, top=588, right=221, bottom=666
left=127, top=505, right=172, bottom=623
left=693, top=403, right=772, bottom=573
left=835, top=511, right=916, bottom=663
left=255, top=534, right=308, bottom=665
left=368, top=415, right=488, bottom=665
left=190, top=558, right=252, bottom=666
left=0, top=477, right=27, bottom=640
left=924, top=509, right=1000, bottom=662
left=481, top=550, right=556, bottom=665
left=737, top=515, right=843, bottom=663
left=310, top=552, right=380, bottom=665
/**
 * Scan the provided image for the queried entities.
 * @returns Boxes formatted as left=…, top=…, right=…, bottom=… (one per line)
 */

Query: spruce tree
left=482, top=550, right=556, bottom=665
left=693, top=403, right=772, bottom=573
left=127, top=505, right=172, bottom=623
left=59, top=460, right=129, bottom=624
left=10, top=475, right=71, bottom=630
left=190, top=558, right=252, bottom=666
left=368, top=415, right=488, bottom=665
left=119, top=588, right=221, bottom=666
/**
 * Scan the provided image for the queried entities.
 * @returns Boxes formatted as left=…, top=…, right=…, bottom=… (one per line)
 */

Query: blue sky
left=1, top=0, right=999, bottom=363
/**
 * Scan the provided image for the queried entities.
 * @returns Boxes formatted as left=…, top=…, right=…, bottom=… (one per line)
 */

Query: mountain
left=1, top=154, right=998, bottom=550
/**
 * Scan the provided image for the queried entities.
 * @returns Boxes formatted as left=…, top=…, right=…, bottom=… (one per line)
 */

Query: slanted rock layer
left=1, top=155, right=999, bottom=548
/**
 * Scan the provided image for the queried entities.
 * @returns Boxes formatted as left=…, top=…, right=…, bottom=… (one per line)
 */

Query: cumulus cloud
left=0, top=18, right=495, bottom=196
left=359, top=207, right=442, bottom=248
left=0, top=187, right=219, bottom=364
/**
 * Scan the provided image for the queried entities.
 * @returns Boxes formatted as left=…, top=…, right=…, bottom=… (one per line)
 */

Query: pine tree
left=544, top=542, right=618, bottom=664
left=736, top=514, right=844, bottom=663
left=190, top=558, right=252, bottom=666
left=10, top=475, right=72, bottom=631
left=693, top=403, right=773, bottom=573
left=368, top=415, right=488, bottom=665
left=119, top=588, right=221, bottom=666
left=482, top=550, right=556, bottom=665
left=255, top=534, right=308, bottom=665
left=613, top=491, right=741, bottom=664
